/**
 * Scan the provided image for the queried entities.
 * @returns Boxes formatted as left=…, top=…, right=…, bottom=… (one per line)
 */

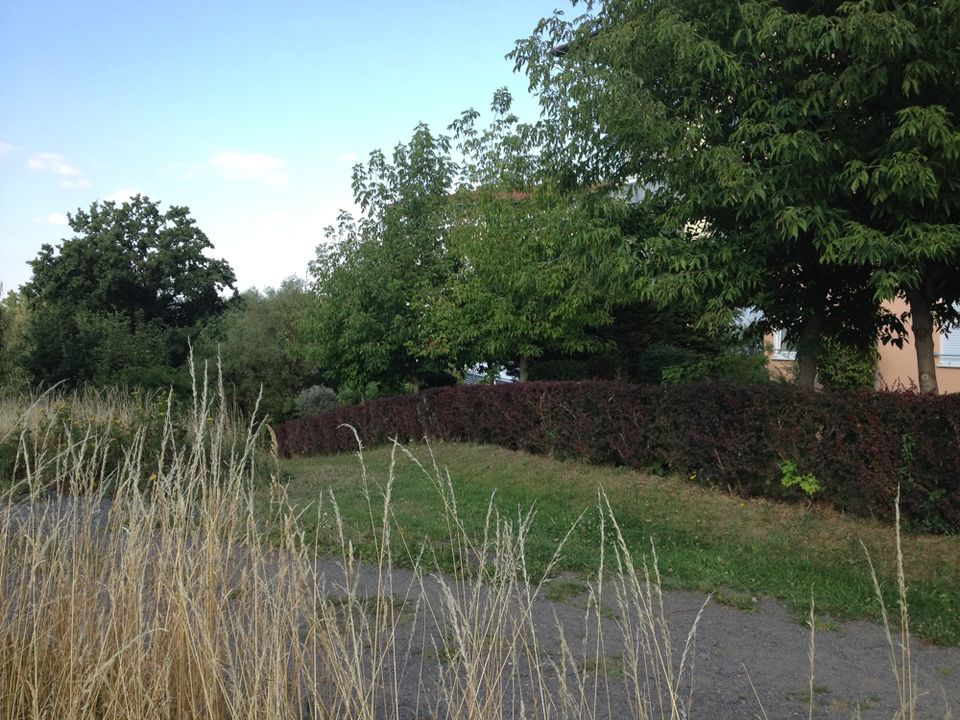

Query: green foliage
left=296, top=385, right=338, bottom=417
left=514, top=0, right=960, bottom=387
left=818, top=337, right=877, bottom=391
left=196, top=278, right=319, bottom=422
left=661, top=350, right=769, bottom=385
left=308, top=125, right=457, bottom=392
left=632, top=343, right=699, bottom=385
left=421, top=91, right=634, bottom=375
left=336, top=381, right=392, bottom=407
left=0, top=290, right=30, bottom=390
left=309, top=94, right=669, bottom=391
left=779, top=460, right=823, bottom=500
left=24, top=195, right=236, bottom=329
left=21, top=195, right=235, bottom=388
left=428, top=183, right=629, bottom=370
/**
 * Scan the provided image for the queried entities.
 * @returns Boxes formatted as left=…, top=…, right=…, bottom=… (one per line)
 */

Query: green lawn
left=272, top=442, right=960, bottom=646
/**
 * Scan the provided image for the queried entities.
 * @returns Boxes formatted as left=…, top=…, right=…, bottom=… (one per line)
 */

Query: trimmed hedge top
left=277, top=382, right=960, bottom=533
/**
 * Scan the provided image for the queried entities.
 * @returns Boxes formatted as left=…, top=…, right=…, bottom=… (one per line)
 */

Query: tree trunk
left=613, top=363, right=627, bottom=383
left=796, top=348, right=817, bottom=389
left=795, top=314, right=823, bottom=390
left=518, top=357, right=529, bottom=383
left=906, top=288, right=939, bottom=393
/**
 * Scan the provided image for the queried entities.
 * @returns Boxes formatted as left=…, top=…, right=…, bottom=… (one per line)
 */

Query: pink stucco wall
left=875, top=298, right=960, bottom=393
left=763, top=298, right=960, bottom=393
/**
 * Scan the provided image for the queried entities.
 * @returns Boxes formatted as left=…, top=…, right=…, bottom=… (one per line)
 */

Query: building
left=767, top=298, right=960, bottom=392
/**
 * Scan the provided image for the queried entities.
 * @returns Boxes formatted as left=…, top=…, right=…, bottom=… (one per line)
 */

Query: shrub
left=661, top=351, right=769, bottom=385
left=818, top=337, right=878, bottom=390
left=277, top=382, right=960, bottom=533
left=296, top=385, right=339, bottom=416
left=632, top=343, right=699, bottom=383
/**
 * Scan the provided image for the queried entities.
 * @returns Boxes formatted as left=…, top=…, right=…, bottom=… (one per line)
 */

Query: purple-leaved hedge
left=277, top=382, right=960, bottom=533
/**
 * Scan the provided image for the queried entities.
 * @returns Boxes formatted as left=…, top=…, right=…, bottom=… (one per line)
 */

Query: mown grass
left=277, top=441, right=960, bottom=646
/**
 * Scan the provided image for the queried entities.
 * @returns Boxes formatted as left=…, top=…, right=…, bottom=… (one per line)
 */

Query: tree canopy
left=196, top=277, right=319, bottom=421
left=25, top=195, right=236, bottom=328
left=423, top=90, right=634, bottom=381
left=513, top=0, right=960, bottom=390
left=308, top=125, right=457, bottom=394
left=22, top=195, right=236, bottom=387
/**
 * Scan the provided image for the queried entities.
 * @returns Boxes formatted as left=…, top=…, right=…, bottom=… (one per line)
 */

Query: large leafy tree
left=514, top=0, right=959, bottom=390
left=308, top=125, right=457, bottom=393
left=22, top=195, right=236, bottom=386
left=424, top=90, right=634, bottom=381
left=25, top=195, right=235, bottom=328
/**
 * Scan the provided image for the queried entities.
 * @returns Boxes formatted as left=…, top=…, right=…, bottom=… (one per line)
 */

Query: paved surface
left=314, top=560, right=960, bottom=719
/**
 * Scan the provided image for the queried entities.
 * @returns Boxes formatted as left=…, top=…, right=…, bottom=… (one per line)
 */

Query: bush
left=632, top=343, right=699, bottom=384
left=661, top=351, right=769, bottom=385
left=296, top=385, right=339, bottom=416
left=818, top=337, right=878, bottom=390
left=277, top=381, right=960, bottom=533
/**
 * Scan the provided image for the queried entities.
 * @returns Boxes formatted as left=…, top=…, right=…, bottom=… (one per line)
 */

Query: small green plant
left=818, top=337, right=877, bottom=391
left=780, top=459, right=822, bottom=499
left=544, top=578, right=587, bottom=603
left=715, top=588, right=759, bottom=613
left=645, top=458, right=667, bottom=477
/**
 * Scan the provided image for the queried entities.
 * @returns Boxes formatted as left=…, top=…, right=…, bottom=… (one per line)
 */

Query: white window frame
left=938, top=323, right=960, bottom=368
left=771, top=329, right=796, bottom=361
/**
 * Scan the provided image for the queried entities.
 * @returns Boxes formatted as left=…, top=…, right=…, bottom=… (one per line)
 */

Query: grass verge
left=276, top=441, right=960, bottom=646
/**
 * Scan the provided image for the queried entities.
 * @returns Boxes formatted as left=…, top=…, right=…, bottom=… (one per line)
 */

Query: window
left=939, top=324, right=960, bottom=367
left=771, top=329, right=796, bottom=361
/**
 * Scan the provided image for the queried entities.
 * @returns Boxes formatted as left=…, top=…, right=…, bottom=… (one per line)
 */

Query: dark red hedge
left=276, top=382, right=960, bottom=533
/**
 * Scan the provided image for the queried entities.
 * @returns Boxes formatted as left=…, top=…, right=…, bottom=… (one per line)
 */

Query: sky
left=0, top=0, right=566, bottom=295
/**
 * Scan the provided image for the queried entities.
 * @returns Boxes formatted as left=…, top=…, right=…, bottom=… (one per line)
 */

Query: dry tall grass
left=0, top=374, right=934, bottom=719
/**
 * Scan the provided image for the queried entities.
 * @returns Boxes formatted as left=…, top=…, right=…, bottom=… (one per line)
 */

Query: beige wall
left=875, top=298, right=960, bottom=393
left=763, top=298, right=960, bottom=393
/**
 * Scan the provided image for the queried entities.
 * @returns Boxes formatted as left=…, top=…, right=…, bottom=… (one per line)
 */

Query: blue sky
left=0, top=0, right=564, bottom=294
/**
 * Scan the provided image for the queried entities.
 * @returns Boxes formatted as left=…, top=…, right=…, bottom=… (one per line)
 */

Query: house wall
left=767, top=356, right=795, bottom=382
left=764, top=297, right=960, bottom=393
left=934, top=336, right=960, bottom=393
left=875, top=297, right=960, bottom=393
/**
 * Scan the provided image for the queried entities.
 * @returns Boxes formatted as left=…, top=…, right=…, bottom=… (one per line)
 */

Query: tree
left=196, top=278, right=320, bottom=422
left=25, top=195, right=236, bottom=328
left=513, top=0, right=959, bottom=390
left=22, top=195, right=236, bottom=386
left=308, top=125, right=457, bottom=394
left=423, top=90, right=634, bottom=381
left=0, top=289, right=30, bottom=388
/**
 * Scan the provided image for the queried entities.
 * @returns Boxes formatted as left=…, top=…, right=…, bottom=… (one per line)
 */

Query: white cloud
left=103, top=188, right=142, bottom=203
left=211, top=150, right=289, bottom=186
left=58, top=178, right=92, bottom=189
left=336, top=152, right=358, bottom=163
left=202, top=206, right=340, bottom=292
left=0, top=141, right=17, bottom=159
left=27, top=152, right=82, bottom=176
left=46, top=213, right=69, bottom=225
